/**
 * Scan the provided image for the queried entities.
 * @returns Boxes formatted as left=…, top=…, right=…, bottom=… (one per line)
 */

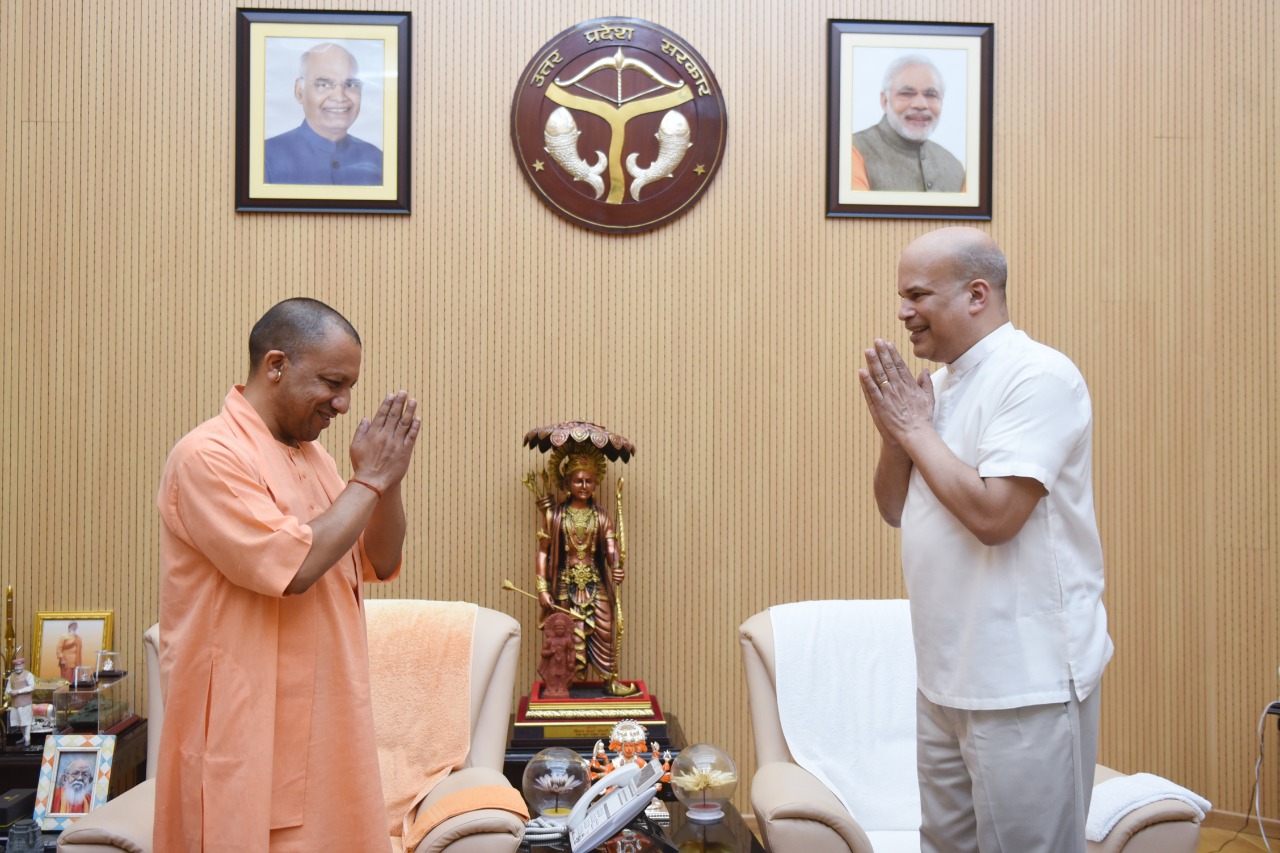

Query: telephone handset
left=566, top=760, right=662, bottom=852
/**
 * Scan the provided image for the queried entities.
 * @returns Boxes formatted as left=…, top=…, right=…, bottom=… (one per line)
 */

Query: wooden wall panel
left=2, top=0, right=1278, bottom=821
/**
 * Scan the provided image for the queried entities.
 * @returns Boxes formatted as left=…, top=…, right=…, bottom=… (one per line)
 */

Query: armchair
left=60, top=602, right=526, bottom=853
left=740, top=602, right=1203, bottom=853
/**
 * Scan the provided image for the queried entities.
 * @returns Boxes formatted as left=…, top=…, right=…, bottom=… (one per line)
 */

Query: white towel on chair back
left=771, top=599, right=921, bottom=831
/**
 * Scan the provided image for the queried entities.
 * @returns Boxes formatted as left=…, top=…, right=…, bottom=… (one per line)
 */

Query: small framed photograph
left=826, top=19, right=993, bottom=220
left=235, top=9, right=411, bottom=213
left=32, top=734, right=116, bottom=830
left=32, top=611, right=113, bottom=682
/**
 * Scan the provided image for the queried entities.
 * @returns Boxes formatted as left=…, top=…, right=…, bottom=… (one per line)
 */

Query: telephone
left=565, top=760, right=663, bottom=852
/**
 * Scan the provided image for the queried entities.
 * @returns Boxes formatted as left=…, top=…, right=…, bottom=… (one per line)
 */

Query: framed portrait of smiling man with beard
left=32, top=735, right=116, bottom=830
left=826, top=20, right=993, bottom=220
left=235, top=10, right=411, bottom=213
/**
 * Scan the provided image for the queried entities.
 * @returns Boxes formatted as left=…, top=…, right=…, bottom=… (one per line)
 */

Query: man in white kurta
left=860, top=228, right=1112, bottom=852
left=5, top=658, right=35, bottom=746
left=157, top=298, right=421, bottom=852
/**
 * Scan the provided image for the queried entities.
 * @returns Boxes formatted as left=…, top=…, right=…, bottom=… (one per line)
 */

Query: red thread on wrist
left=350, top=478, right=383, bottom=500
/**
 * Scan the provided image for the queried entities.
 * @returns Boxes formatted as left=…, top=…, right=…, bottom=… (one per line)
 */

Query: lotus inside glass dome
left=521, top=746, right=591, bottom=823
left=670, top=743, right=738, bottom=823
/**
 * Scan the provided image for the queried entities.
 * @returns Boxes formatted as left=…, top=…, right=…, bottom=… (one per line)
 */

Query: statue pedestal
left=513, top=680, right=667, bottom=743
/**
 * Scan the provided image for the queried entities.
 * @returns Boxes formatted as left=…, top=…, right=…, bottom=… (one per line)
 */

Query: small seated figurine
left=589, top=719, right=671, bottom=790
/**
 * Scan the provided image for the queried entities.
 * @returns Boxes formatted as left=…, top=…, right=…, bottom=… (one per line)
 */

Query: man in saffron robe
left=55, top=622, right=83, bottom=682
left=155, top=298, right=421, bottom=852
left=50, top=757, right=93, bottom=814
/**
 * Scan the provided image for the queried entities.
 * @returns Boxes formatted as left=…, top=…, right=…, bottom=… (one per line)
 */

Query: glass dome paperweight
left=96, top=649, right=122, bottom=680
left=521, top=746, right=590, bottom=823
left=72, top=665, right=95, bottom=688
left=670, top=743, right=738, bottom=823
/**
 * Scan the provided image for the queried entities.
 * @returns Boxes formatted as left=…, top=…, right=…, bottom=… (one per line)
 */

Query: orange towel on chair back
left=366, top=599, right=476, bottom=840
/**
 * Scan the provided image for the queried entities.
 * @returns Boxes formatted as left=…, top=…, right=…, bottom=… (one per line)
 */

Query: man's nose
left=333, top=394, right=351, bottom=414
left=897, top=301, right=914, bottom=321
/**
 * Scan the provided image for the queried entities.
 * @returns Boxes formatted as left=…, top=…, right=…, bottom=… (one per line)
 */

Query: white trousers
left=917, top=684, right=1100, bottom=853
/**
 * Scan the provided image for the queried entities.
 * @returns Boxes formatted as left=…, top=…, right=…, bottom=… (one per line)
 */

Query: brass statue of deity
left=521, top=422, right=638, bottom=698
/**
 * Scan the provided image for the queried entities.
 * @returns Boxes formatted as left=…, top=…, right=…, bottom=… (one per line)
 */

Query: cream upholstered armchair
left=60, top=602, right=527, bottom=853
left=739, top=602, right=1204, bottom=853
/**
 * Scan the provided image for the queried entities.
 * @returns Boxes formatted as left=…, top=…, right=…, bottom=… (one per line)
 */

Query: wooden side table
left=0, top=717, right=148, bottom=800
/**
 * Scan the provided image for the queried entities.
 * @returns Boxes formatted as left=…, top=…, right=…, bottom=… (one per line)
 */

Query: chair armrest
left=1087, top=765, right=1202, bottom=853
left=408, top=767, right=524, bottom=853
left=1086, top=803, right=1201, bottom=853
left=143, top=624, right=161, bottom=780
left=56, top=778, right=155, bottom=853
left=750, top=762, right=874, bottom=853
left=739, top=612, right=794, bottom=766
left=465, top=608, right=521, bottom=771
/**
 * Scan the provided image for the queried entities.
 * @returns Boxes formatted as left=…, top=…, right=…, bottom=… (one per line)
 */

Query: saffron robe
left=50, top=786, right=90, bottom=814
left=156, top=387, right=396, bottom=852
left=55, top=633, right=82, bottom=681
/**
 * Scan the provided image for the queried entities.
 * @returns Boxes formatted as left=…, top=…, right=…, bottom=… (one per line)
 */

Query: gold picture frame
left=31, top=611, right=113, bottom=682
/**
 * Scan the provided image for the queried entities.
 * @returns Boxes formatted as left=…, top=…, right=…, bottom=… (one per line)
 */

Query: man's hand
left=859, top=338, right=933, bottom=526
left=859, top=339, right=934, bottom=446
left=349, top=391, right=421, bottom=492
left=286, top=391, right=419, bottom=595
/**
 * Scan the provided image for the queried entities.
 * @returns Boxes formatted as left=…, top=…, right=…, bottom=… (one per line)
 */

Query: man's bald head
left=896, top=228, right=1009, bottom=364
left=248, top=298, right=360, bottom=377
left=902, top=227, right=1007, bottom=298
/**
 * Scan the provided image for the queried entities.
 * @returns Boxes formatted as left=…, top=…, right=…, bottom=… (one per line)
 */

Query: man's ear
left=262, top=349, right=287, bottom=381
left=966, top=279, right=991, bottom=315
left=294, top=79, right=305, bottom=105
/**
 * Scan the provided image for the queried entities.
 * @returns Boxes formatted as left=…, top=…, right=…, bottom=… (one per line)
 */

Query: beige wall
left=2, top=0, right=1277, bottom=820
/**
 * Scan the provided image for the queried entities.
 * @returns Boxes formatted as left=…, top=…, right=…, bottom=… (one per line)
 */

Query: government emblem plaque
left=511, top=18, right=727, bottom=234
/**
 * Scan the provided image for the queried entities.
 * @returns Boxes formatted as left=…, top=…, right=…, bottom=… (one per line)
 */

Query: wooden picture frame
left=32, top=734, right=116, bottom=830
left=235, top=9, right=411, bottom=213
left=31, top=611, right=113, bottom=682
left=826, top=19, right=993, bottom=220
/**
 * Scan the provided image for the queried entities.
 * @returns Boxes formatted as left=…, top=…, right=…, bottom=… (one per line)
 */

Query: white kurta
left=902, top=324, right=1113, bottom=710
